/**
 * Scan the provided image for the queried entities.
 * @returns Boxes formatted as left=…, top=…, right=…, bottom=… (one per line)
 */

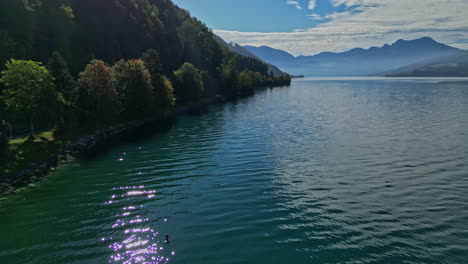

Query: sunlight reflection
left=103, top=185, right=173, bottom=264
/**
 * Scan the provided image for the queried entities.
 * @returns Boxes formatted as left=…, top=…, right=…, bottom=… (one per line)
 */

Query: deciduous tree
left=76, top=60, right=121, bottom=124
left=142, top=50, right=175, bottom=110
left=158, top=75, right=175, bottom=109
left=112, top=59, right=154, bottom=118
left=220, top=59, right=240, bottom=98
left=172, top=62, right=204, bottom=104
left=0, top=60, right=60, bottom=135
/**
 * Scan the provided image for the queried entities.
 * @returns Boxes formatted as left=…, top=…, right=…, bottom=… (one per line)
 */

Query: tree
left=158, top=75, right=175, bottom=109
left=0, top=31, right=16, bottom=69
left=220, top=59, right=240, bottom=98
left=46, top=52, right=75, bottom=102
left=76, top=60, right=121, bottom=124
left=0, top=127, right=6, bottom=154
left=47, top=52, right=76, bottom=126
left=111, top=59, right=154, bottom=118
left=141, top=49, right=175, bottom=110
left=172, top=62, right=204, bottom=104
left=0, top=60, right=60, bottom=135
left=239, top=70, right=256, bottom=96
left=141, top=49, right=162, bottom=79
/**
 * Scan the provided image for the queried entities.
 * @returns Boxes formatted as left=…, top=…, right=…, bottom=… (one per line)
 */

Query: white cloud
left=215, top=0, right=468, bottom=56
left=287, top=0, right=302, bottom=9
left=308, top=14, right=324, bottom=20
left=308, top=0, right=316, bottom=10
left=330, top=0, right=378, bottom=8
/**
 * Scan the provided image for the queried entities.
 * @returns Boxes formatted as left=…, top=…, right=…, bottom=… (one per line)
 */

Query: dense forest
left=0, top=0, right=291, bottom=154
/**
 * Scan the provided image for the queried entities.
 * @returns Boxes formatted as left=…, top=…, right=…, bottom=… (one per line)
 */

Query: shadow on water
left=81, top=86, right=291, bottom=161
left=79, top=118, right=178, bottom=161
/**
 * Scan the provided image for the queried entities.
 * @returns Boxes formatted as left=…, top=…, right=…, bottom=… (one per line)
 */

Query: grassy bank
left=0, top=128, right=90, bottom=178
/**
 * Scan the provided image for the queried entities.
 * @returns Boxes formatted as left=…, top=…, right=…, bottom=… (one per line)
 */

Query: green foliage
left=239, top=70, right=257, bottom=96
left=35, top=1, right=75, bottom=61
left=60, top=4, right=75, bottom=19
left=219, top=57, right=291, bottom=97
left=47, top=52, right=75, bottom=102
left=232, top=55, right=269, bottom=76
left=0, top=0, right=294, bottom=178
left=112, top=59, right=154, bottom=118
left=172, top=63, right=204, bottom=104
left=0, top=0, right=35, bottom=65
left=76, top=60, right=121, bottom=124
left=141, top=49, right=175, bottom=110
left=47, top=52, right=75, bottom=125
left=0, top=128, right=6, bottom=155
left=141, top=49, right=163, bottom=79
left=0, top=31, right=16, bottom=69
left=220, top=59, right=240, bottom=98
left=267, top=74, right=292, bottom=87
left=0, top=0, right=291, bottom=133
left=0, top=60, right=60, bottom=134
left=158, top=75, right=176, bottom=109
left=3, top=0, right=263, bottom=75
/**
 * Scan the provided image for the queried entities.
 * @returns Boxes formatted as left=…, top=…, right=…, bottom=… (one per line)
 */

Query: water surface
left=1, top=78, right=468, bottom=264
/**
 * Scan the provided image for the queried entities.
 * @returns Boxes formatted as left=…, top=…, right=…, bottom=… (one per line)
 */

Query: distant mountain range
left=213, top=35, right=286, bottom=77
left=378, top=50, right=468, bottom=77
left=244, top=37, right=463, bottom=77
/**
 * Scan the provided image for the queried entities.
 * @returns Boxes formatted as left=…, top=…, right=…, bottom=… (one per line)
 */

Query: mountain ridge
left=244, top=37, right=462, bottom=76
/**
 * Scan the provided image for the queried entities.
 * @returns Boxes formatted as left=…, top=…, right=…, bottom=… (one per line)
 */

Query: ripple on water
left=1, top=79, right=468, bottom=264
left=102, top=185, right=174, bottom=264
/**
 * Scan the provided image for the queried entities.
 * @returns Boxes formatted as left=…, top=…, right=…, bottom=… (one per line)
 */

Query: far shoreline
left=293, top=76, right=468, bottom=82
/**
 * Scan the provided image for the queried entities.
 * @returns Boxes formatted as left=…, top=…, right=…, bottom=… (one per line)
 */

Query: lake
left=1, top=78, right=468, bottom=264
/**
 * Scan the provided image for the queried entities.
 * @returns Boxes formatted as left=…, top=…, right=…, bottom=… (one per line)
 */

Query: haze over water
left=1, top=78, right=468, bottom=264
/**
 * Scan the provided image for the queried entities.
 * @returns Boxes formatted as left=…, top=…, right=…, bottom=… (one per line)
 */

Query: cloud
left=330, top=0, right=378, bottom=8
left=215, top=0, right=468, bottom=56
left=308, top=14, right=324, bottom=20
left=287, top=0, right=302, bottom=9
left=308, top=0, right=316, bottom=10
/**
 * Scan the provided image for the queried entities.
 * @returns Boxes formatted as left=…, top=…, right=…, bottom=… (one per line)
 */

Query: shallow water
left=1, top=78, right=468, bottom=264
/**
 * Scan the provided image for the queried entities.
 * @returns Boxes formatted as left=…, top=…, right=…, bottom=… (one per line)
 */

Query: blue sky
left=173, top=0, right=346, bottom=32
left=173, top=0, right=468, bottom=56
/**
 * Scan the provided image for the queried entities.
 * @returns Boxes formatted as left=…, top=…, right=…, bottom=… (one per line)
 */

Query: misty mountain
left=213, top=35, right=286, bottom=77
left=243, top=45, right=296, bottom=66
left=378, top=50, right=468, bottom=77
left=244, top=37, right=462, bottom=77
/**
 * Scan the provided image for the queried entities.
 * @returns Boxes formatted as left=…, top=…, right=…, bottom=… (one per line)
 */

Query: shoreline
left=0, top=97, right=224, bottom=196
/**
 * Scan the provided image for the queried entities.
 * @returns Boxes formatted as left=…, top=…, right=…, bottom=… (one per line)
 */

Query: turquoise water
left=1, top=78, right=468, bottom=264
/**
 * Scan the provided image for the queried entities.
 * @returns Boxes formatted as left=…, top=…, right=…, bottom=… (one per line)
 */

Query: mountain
left=1, top=0, right=226, bottom=75
left=214, top=36, right=286, bottom=76
left=0, top=0, right=291, bottom=98
left=0, top=0, right=291, bottom=130
left=379, top=50, right=468, bottom=77
left=244, top=46, right=296, bottom=67
left=245, top=37, right=462, bottom=77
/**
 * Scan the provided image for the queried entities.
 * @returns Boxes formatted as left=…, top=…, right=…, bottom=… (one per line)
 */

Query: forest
left=0, top=0, right=291, bottom=162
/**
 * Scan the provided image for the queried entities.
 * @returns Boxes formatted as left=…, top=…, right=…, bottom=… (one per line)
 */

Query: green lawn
left=1, top=129, right=71, bottom=177
left=9, top=130, right=56, bottom=144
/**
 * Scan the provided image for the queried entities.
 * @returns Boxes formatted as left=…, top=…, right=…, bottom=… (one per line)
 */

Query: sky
left=172, top=0, right=468, bottom=56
